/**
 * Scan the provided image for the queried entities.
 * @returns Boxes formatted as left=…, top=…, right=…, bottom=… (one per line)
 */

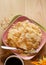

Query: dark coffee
left=5, top=57, right=23, bottom=65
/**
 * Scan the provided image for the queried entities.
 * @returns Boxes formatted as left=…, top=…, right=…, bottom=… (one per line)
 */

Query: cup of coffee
left=4, top=55, right=24, bottom=65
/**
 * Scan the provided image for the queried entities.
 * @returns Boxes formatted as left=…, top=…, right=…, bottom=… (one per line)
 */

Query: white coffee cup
left=4, top=55, right=24, bottom=65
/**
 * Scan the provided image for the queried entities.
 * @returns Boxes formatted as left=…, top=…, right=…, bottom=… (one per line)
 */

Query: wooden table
left=0, top=0, right=46, bottom=65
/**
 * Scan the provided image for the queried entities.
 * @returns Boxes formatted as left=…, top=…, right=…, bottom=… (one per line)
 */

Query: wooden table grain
left=0, top=0, right=46, bottom=65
